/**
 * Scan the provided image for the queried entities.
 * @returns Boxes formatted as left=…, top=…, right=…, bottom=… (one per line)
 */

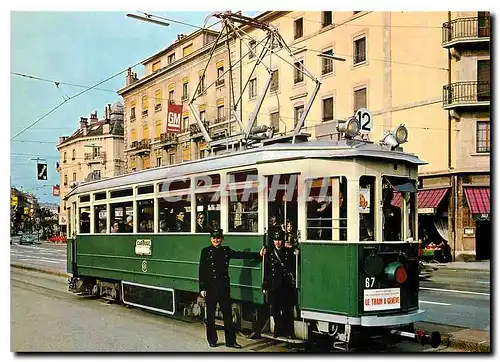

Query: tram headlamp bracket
left=380, top=124, right=408, bottom=150
left=337, top=117, right=360, bottom=139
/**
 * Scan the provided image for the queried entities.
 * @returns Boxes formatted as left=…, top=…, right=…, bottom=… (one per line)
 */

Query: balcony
left=210, top=121, right=229, bottom=140
left=155, top=104, right=162, bottom=112
left=129, top=141, right=138, bottom=150
left=134, top=139, right=151, bottom=155
left=142, top=109, right=148, bottom=117
left=190, top=121, right=210, bottom=140
left=156, top=132, right=178, bottom=149
left=84, top=152, right=106, bottom=164
left=442, top=81, right=490, bottom=110
left=442, top=16, right=490, bottom=48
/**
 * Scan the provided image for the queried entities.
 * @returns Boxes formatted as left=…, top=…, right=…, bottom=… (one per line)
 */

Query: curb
left=11, top=263, right=70, bottom=278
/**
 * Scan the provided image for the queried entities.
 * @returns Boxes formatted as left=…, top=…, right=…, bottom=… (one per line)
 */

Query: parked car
left=19, top=234, right=40, bottom=245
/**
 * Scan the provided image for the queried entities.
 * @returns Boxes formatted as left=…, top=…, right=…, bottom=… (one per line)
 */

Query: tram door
left=266, top=174, right=299, bottom=246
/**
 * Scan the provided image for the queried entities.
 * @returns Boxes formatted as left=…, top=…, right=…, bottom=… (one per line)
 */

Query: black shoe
left=225, top=343, right=242, bottom=349
left=208, top=342, right=217, bottom=348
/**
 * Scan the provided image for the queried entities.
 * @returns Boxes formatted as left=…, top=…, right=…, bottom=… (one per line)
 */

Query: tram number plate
left=135, top=239, right=152, bottom=256
left=363, top=288, right=400, bottom=311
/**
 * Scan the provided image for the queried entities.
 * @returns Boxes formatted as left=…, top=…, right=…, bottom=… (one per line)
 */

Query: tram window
left=195, top=192, right=221, bottom=233
left=306, top=176, right=347, bottom=241
left=158, top=195, right=191, bottom=233
left=228, top=170, right=259, bottom=233
left=94, top=205, right=107, bottom=233
left=138, top=185, right=154, bottom=195
left=110, top=201, right=133, bottom=233
left=267, top=174, right=299, bottom=239
left=382, top=176, right=417, bottom=242
left=138, top=199, right=154, bottom=233
left=158, top=178, right=191, bottom=193
left=195, top=173, right=221, bottom=187
left=110, top=188, right=133, bottom=199
left=79, top=194, right=90, bottom=203
left=79, top=207, right=91, bottom=234
left=94, top=192, right=106, bottom=201
left=359, top=176, right=375, bottom=241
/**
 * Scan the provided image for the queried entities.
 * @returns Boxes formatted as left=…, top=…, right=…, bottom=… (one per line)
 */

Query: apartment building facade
left=56, top=102, right=125, bottom=234
left=118, top=29, right=234, bottom=172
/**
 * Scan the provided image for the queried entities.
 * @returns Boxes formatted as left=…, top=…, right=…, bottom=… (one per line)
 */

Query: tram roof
left=65, top=139, right=426, bottom=198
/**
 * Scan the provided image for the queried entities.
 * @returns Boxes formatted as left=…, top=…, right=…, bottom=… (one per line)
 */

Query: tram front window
left=359, top=176, right=375, bottom=241
left=382, top=176, right=417, bottom=241
left=306, top=176, right=347, bottom=241
left=79, top=207, right=90, bottom=234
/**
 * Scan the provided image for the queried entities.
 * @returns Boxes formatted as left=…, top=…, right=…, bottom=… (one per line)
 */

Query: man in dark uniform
left=382, top=187, right=402, bottom=241
left=198, top=228, right=262, bottom=348
left=262, top=229, right=299, bottom=338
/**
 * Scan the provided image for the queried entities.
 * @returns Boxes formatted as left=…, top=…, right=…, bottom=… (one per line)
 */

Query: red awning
left=391, top=188, right=449, bottom=209
left=464, top=187, right=490, bottom=215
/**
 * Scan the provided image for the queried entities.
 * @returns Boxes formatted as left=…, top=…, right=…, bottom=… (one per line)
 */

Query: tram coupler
left=389, top=329, right=441, bottom=348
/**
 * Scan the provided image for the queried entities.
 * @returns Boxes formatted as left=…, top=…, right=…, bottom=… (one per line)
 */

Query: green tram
left=65, top=135, right=441, bottom=350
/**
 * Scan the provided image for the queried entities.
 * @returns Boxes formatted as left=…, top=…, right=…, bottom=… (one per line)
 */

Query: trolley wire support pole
left=244, top=70, right=275, bottom=140
left=292, top=80, right=322, bottom=144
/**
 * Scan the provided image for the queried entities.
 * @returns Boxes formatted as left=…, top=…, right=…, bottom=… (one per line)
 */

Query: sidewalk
left=426, top=260, right=490, bottom=272
left=415, top=322, right=490, bottom=352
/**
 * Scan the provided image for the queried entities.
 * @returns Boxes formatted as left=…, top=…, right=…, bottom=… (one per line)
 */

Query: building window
left=322, top=49, right=334, bottom=75
left=200, top=110, right=206, bottom=122
left=182, top=81, right=189, bottom=100
left=217, top=105, right=225, bottom=122
left=248, top=40, right=256, bottom=59
left=183, top=116, right=189, bottom=132
left=154, top=89, right=162, bottom=112
left=198, top=74, right=205, bottom=94
left=168, top=53, right=175, bottom=64
left=93, top=147, right=100, bottom=158
left=152, top=60, right=161, bottom=72
left=322, top=97, right=334, bottom=122
left=143, top=155, right=150, bottom=169
left=142, top=95, right=148, bottom=117
left=476, top=121, right=490, bottom=153
left=354, top=36, right=366, bottom=65
left=169, top=153, right=175, bottom=165
left=130, top=156, right=137, bottom=169
left=131, top=129, right=137, bottom=142
left=249, top=78, right=257, bottom=99
left=183, top=44, right=193, bottom=57
left=63, top=152, right=67, bottom=163
left=294, top=105, right=304, bottom=127
left=156, top=156, right=162, bottom=167
left=130, top=101, right=136, bottom=121
left=322, top=11, right=332, bottom=27
left=294, top=18, right=303, bottom=39
left=73, top=172, right=76, bottom=181
left=354, top=87, right=367, bottom=111
left=72, top=149, right=75, bottom=160
left=270, top=70, right=279, bottom=92
left=156, top=121, right=162, bottom=139
left=294, top=60, right=304, bottom=83
left=199, top=150, right=205, bottom=159
left=216, top=66, right=225, bottom=87
left=64, top=174, right=68, bottom=186
left=143, top=124, right=149, bottom=140
left=270, top=111, right=280, bottom=133
left=169, top=90, right=175, bottom=104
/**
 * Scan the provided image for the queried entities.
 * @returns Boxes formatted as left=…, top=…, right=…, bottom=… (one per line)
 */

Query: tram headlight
left=385, top=262, right=408, bottom=284
left=337, top=117, right=360, bottom=138
left=381, top=124, right=408, bottom=149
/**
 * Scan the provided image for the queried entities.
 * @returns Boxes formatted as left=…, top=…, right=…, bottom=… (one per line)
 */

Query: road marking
left=476, top=281, right=490, bottom=284
left=420, top=287, right=489, bottom=296
left=419, top=300, right=451, bottom=306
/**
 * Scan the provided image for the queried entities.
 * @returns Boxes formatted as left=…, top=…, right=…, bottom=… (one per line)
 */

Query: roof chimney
left=79, top=117, right=88, bottom=129
left=89, top=111, right=98, bottom=123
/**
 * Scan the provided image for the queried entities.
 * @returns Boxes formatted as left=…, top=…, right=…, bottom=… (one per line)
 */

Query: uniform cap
left=271, top=229, right=285, bottom=241
left=210, top=228, right=223, bottom=238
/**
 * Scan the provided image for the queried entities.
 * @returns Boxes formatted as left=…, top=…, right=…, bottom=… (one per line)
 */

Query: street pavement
left=10, top=267, right=464, bottom=352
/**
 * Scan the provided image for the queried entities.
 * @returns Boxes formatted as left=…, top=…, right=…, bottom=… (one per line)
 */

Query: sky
left=9, top=10, right=262, bottom=204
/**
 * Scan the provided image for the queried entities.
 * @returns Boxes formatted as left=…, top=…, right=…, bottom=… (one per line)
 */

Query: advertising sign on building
left=167, top=104, right=183, bottom=133
left=52, top=185, right=60, bottom=196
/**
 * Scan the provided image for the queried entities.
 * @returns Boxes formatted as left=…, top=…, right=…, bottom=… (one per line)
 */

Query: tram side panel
left=71, top=234, right=265, bottom=305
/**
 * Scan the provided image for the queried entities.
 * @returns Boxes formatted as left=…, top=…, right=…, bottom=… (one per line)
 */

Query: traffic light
left=37, top=162, right=48, bottom=180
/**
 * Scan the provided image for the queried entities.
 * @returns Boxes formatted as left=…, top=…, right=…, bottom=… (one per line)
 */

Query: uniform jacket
left=198, top=245, right=259, bottom=292
left=262, top=246, right=297, bottom=291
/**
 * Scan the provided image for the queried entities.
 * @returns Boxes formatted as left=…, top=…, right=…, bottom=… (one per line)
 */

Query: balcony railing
left=129, top=141, right=138, bottom=149
left=442, top=81, right=490, bottom=108
left=442, top=16, right=490, bottom=46
left=155, top=103, right=162, bottom=112
left=136, top=139, right=151, bottom=150
left=156, top=132, right=178, bottom=148
left=190, top=121, right=210, bottom=138
left=84, top=152, right=106, bottom=164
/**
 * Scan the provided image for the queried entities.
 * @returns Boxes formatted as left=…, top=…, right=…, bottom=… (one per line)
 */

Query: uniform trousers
left=269, top=286, right=295, bottom=337
left=205, top=284, right=236, bottom=345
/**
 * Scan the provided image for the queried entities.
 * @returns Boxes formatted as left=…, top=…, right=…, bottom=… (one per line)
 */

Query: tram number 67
left=355, top=108, right=373, bottom=135
left=365, top=277, right=375, bottom=288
